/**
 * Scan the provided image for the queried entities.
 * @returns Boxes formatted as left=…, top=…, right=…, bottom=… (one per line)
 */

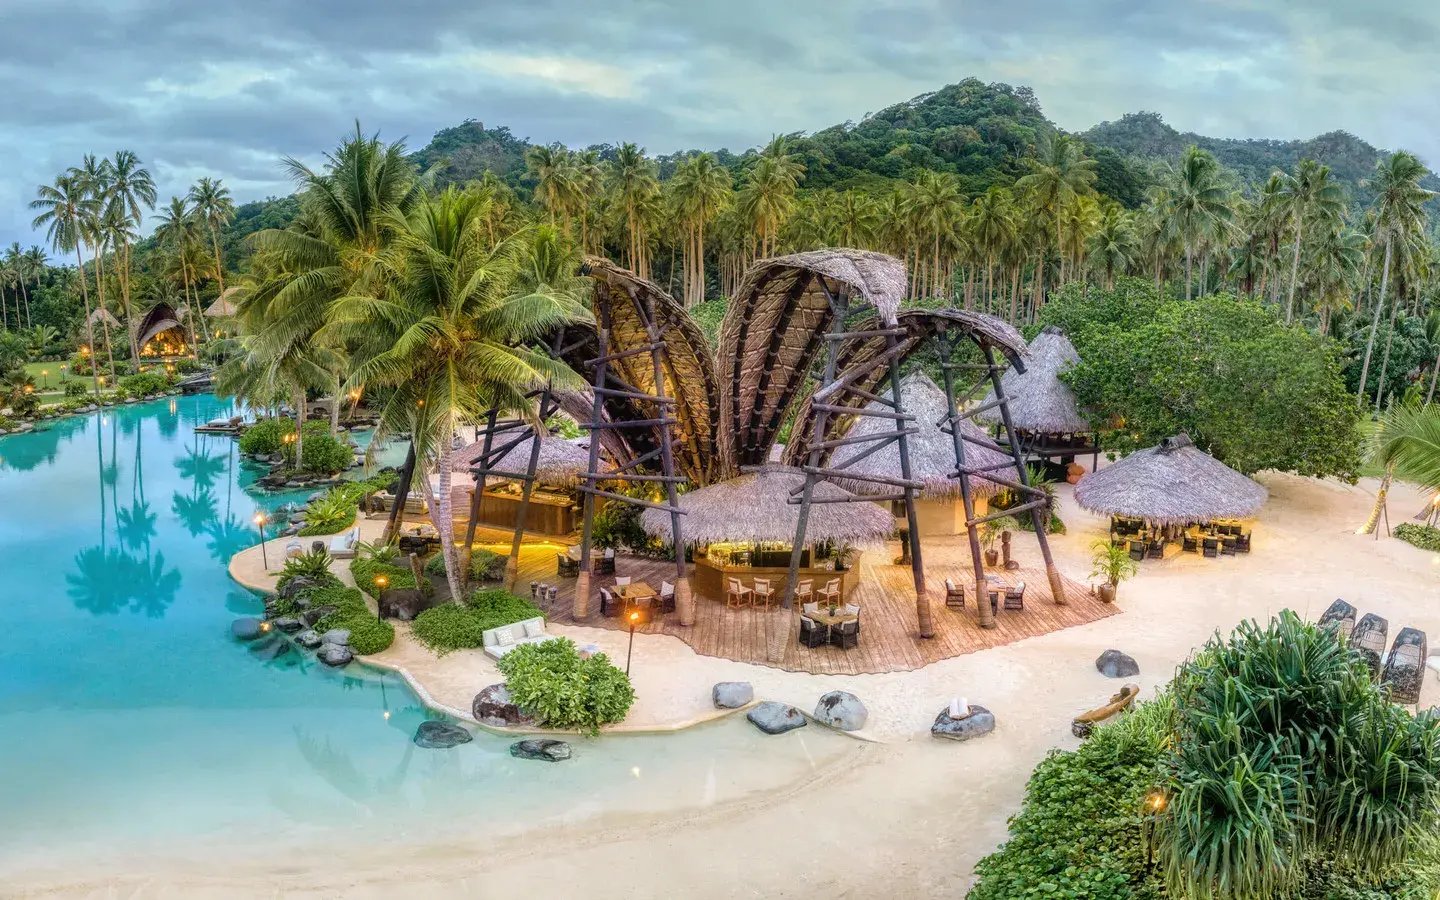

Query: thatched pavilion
left=1075, top=434, right=1265, bottom=555
left=639, top=465, right=894, bottom=601
left=829, top=371, right=1018, bottom=535
left=452, top=432, right=594, bottom=538
left=135, top=302, right=188, bottom=356
left=980, top=326, right=1096, bottom=472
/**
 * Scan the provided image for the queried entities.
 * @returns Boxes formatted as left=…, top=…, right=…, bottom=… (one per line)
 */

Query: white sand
left=26, top=473, right=1440, bottom=897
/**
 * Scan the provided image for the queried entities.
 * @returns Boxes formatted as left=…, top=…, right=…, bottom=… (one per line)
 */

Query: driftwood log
left=1072, top=683, right=1140, bottom=738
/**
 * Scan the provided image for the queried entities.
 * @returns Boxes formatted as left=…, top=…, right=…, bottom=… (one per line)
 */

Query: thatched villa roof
left=135, top=302, right=183, bottom=349
left=716, top=249, right=909, bottom=476
left=829, top=371, right=1016, bottom=498
left=86, top=307, right=121, bottom=329
left=453, top=431, right=599, bottom=487
left=580, top=257, right=718, bottom=484
left=639, top=465, right=895, bottom=546
left=980, top=326, right=1090, bottom=434
left=785, top=308, right=1028, bottom=468
left=205, top=287, right=241, bottom=318
left=1074, top=434, right=1267, bottom=525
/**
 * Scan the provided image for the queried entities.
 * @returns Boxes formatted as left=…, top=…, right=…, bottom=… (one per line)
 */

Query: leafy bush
left=308, top=584, right=394, bottom=654
left=238, top=418, right=287, bottom=456
left=299, top=424, right=353, bottom=473
left=119, top=372, right=172, bottom=396
left=298, top=489, right=360, bottom=536
left=423, top=546, right=505, bottom=582
left=409, top=589, right=542, bottom=655
left=1395, top=523, right=1440, bottom=552
left=350, top=555, right=415, bottom=596
left=496, top=638, right=634, bottom=734
left=278, top=547, right=332, bottom=583
left=63, top=380, right=89, bottom=397
left=271, top=571, right=343, bottom=615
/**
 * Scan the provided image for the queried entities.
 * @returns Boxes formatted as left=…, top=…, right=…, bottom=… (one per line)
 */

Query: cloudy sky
left=3, top=0, right=1437, bottom=249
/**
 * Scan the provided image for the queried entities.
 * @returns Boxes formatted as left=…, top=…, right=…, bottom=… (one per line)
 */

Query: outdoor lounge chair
left=1317, top=599, right=1357, bottom=638
left=328, top=526, right=361, bottom=560
left=831, top=619, right=859, bottom=650
left=595, top=549, right=616, bottom=576
left=1128, top=541, right=1144, bottom=562
left=1351, top=613, right=1389, bottom=679
left=481, top=617, right=557, bottom=661
left=1146, top=540, right=1163, bottom=560
left=1182, top=535, right=1198, bottom=553
left=1201, top=538, right=1218, bottom=558
left=1234, top=533, right=1251, bottom=553
left=799, top=616, right=828, bottom=648
left=1382, top=627, right=1428, bottom=705
left=945, top=578, right=965, bottom=609
left=599, top=587, right=618, bottom=618
left=556, top=552, right=579, bottom=577
left=726, top=578, right=752, bottom=609
left=1004, top=582, right=1026, bottom=611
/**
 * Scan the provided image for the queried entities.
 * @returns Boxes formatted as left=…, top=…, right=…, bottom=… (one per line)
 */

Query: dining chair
left=794, top=579, right=814, bottom=606
left=752, top=578, right=775, bottom=609
left=830, top=619, right=859, bottom=650
left=598, top=587, right=616, bottom=617
left=798, top=616, right=828, bottom=648
left=615, top=575, right=632, bottom=588
left=726, top=578, right=753, bottom=609
left=659, top=580, right=676, bottom=612
left=819, top=578, right=841, bottom=605
left=945, top=578, right=965, bottom=609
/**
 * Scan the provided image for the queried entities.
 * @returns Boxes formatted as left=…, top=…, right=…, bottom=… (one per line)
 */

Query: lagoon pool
left=0, top=395, right=849, bottom=881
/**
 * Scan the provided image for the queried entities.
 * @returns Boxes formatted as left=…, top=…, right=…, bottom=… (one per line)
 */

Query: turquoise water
left=0, top=395, right=846, bottom=880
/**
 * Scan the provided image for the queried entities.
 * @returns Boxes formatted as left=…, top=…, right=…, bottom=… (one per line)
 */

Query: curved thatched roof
left=86, top=306, right=121, bottom=329
left=829, top=371, right=1015, bottom=498
left=1074, top=434, right=1267, bottom=525
left=205, top=287, right=241, bottom=318
left=580, top=257, right=718, bottom=484
left=980, top=326, right=1090, bottom=434
left=716, top=249, right=909, bottom=477
left=135, top=302, right=183, bottom=349
left=453, top=431, right=599, bottom=486
left=639, top=465, right=895, bottom=546
left=785, top=308, right=1028, bottom=468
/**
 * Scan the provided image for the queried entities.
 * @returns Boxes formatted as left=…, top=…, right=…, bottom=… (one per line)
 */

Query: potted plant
left=980, top=515, right=1019, bottom=568
left=1090, top=540, right=1138, bottom=603
left=832, top=541, right=857, bottom=573
left=1065, top=461, right=1086, bottom=485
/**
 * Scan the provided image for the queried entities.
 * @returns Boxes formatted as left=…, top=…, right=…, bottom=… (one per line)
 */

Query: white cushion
left=802, top=603, right=819, bottom=615
left=522, top=619, right=545, bottom=639
left=843, top=604, right=860, bottom=616
left=495, top=629, right=515, bottom=647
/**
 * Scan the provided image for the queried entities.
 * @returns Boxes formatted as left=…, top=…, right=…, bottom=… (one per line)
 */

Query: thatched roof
left=453, top=431, right=599, bottom=486
left=580, top=257, right=718, bottom=484
left=785, top=308, right=1028, bottom=468
left=716, top=249, right=909, bottom=476
left=205, top=287, right=241, bottom=318
left=86, top=307, right=121, bottom=329
left=980, top=326, right=1090, bottom=434
left=829, top=371, right=1015, bottom=498
left=1074, top=434, right=1267, bottom=525
left=135, top=302, right=183, bottom=349
left=639, top=465, right=895, bottom=546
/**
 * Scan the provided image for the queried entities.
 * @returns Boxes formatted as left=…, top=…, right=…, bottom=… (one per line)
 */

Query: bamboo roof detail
left=452, top=431, right=599, bottom=486
left=135, top=302, right=183, bottom=349
left=716, top=249, right=909, bottom=477
left=1073, top=433, right=1267, bottom=525
left=205, top=287, right=241, bottom=318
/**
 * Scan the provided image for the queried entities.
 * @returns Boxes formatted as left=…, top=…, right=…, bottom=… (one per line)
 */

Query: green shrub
left=308, top=584, right=394, bottom=654
left=423, top=547, right=506, bottom=582
left=238, top=418, right=287, bottom=456
left=496, top=638, right=634, bottom=734
left=1395, top=523, right=1440, bottom=552
left=278, top=547, right=332, bottom=583
left=63, top=380, right=89, bottom=398
left=350, top=555, right=415, bottom=597
left=298, top=489, right=360, bottom=536
left=464, top=588, right=542, bottom=630
left=411, top=603, right=489, bottom=654
left=271, top=570, right=343, bottom=615
left=119, top=372, right=171, bottom=396
left=299, top=424, right=353, bottom=473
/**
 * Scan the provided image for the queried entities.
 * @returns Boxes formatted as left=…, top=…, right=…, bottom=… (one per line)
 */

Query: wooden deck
left=470, top=529, right=1119, bottom=675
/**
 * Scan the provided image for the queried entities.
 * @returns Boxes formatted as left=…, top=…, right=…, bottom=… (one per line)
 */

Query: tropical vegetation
left=495, top=637, right=635, bottom=734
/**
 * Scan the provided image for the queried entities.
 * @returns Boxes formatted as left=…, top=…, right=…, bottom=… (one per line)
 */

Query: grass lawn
left=21, top=361, right=72, bottom=401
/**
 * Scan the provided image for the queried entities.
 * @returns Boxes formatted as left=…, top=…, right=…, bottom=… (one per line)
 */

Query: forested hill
left=1082, top=111, right=1439, bottom=207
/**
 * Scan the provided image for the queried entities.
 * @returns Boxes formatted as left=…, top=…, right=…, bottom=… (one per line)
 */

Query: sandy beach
left=21, top=471, right=1440, bottom=898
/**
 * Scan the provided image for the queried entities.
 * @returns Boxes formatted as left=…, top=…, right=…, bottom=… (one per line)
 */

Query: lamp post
left=40, top=369, right=48, bottom=389
left=373, top=574, right=389, bottom=622
left=1143, top=791, right=1166, bottom=868
left=253, top=512, right=269, bottom=569
left=625, top=610, right=641, bottom=676
left=282, top=430, right=297, bottom=467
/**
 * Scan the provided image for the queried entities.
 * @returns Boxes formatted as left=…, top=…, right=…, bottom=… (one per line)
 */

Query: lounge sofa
left=328, top=526, right=361, bottom=559
left=482, top=617, right=556, bottom=660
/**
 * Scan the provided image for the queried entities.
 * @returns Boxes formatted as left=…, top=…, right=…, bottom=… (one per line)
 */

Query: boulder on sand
left=747, top=701, right=807, bottom=735
left=231, top=617, right=265, bottom=641
left=318, top=644, right=353, bottom=667
left=471, top=684, right=535, bottom=727
left=295, top=629, right=323, bottom=649
left=414, top=720, right=473, bottom=749
left=1095, top=650, right=1139, bottom=678
left=712, top=682, right=754, bottom=709
left=813, top=691, right=867, bottom=731
left=931, top=705, right=995, bottom=742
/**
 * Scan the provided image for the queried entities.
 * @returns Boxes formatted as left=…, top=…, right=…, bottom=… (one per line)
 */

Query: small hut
left=453, top=432, right=594, bottom=537
left=830, top=371, right=1018, bottom=535
left=640, top=465, right=894, bottom=601
left=980, top=326, right=1095, bottom=474
left=1075, top=434, right=1266, bottom=557
left=206, top=287, right=241, bottom=319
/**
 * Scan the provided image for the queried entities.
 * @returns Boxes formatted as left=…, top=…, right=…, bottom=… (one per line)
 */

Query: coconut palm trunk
left=1359, top=462, right=1393, bottom=536
left=383, top=444, right=417, bottom=545
left=1285, top=209, right=1305, bottom=323
left=74, top=244, right=101, bottom=398
left=418, top=441, right=463, bottom=602
left=292, top=390, right=305, bottom=470
left=1356, top=236, right=1392, bottom=408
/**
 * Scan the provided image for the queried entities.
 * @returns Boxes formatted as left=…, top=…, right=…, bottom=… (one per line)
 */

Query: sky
left=3, top=0, right=1439, bottom=249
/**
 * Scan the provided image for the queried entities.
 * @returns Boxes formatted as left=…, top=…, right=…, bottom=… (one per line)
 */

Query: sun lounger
left=1317, top=599, right=1357, bottom=639
left=328, top=526, right=361, bottom=559
left=1351, top=613, right=1389, bottom=679
left=1382, top=627, right=1428, bottom=704
left=481, top=617, right=556, bottom=660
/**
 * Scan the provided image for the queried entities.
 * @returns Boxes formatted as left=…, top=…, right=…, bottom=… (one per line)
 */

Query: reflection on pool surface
left=0, top=395, right=850, bottom=876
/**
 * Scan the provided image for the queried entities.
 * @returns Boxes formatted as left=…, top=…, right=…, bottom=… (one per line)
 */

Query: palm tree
left=1276, top=159, right=1346, bottom=323
left=1086, top=203, right=1137, bottom=289
left=330, top=188, right=590, bottom=597
left=188, top=176, right=235, bottom=295
left=1359, top=403, right=1440, bottom=533
left=30, top=172, right=101, bottom=396
left=904, top=171, right=966, bottom=302
left=102, top=150, right=157, bottom=366
left=966, top=187, right=1015, bottom=313
left=668, top=153, right=732, bottom=307
left=831, top=190, right=879, bottom=249
left=1302, top=224, right=1366, bottom=335
left=5, top=243, right=32, bottom=328
left=734, top=139, right=805, bottom=262
left=1016, top=133, right=1097, bottom=299
left=525, top=145, right=582, bottom=237
left=154, top=197, right=201, bottom=350
left=1157, top=146, right=1234, bottom=301
left=606, top=143, right=660, bottom=279
left=1356, top=152, right=1433, bottom=409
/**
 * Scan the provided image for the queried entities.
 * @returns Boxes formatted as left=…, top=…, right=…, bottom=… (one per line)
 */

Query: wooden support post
left=575, top=320, right=610, bottom=619
left=937, top=332, right=994, bottom=629
left=461, top=407, right=498, bottom=588
left=644, top=298, right=694, bottom=626
left=885, top=328, right=930, bottom=638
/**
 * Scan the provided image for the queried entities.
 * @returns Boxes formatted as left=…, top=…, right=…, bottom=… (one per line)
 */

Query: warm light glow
left=629, top=611, right=640, bottom=624
left=253, top=513, right=267, bottom=527
left=374, top=575, right=389, bottom=590
left=382, top=710, right=391, bottom=720
left=259, top=621, right=271, bottom=633
left=631, top=766, right=641, bottom=779
left=1147, top=792, right=1167, bottom=812
left=416, top=399, right=425, bottom=407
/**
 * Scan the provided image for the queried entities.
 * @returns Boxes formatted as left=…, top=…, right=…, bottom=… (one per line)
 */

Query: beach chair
left=945, top=578, right=965, bottom=609
left=1351, top=613, right=1389, bottom=679
left=1317, top=599, right=1357, bottom=638
left=1004, top=582, right=1026, bottom=611
left=328, top=526, right=361, bottom=560
left=1382, top=627, right=1428, bottom=705
left=726, top=578, right=752, bottom=609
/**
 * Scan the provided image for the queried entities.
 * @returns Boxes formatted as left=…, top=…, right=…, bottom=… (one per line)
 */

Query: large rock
left=931, top=705, right=996, bottom=742
left=747, top=701, right=807, bottom=735
left=295, top=629, right=323, bottom=649
left=1096, top=649, right=1139, bottom=678
left=712, top=682, right=754, bottom=710
left=413, top=720, right=473, bottom=749
left=813, top=691, right=867, bottom=731
left=277, top=575, right=320, bottom=600
left=272, top=616, right=304, bottom=633
left=320, top=628, right=351, bottom=646
left=379, top=587, right=438, bottom=622
left=301, top=604, right=336, bottom=627
left=318, top=644, right=354, bottom=667
left=231, top=617, right=265, bottom=641
left=472, top=684, right=535, bottom=727
left=248, top=636, right=291, bottom=662
left=509, top=739, right=571, bottom=762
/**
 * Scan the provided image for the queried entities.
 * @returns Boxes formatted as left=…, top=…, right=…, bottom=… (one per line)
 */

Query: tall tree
left=668, top=153, right=732, bottom=307
left=30, top=172, right=101, bottom=396
left=187, top=176, right=235, bottom=294
left=606, top=143, right=660, bottom=279
left=1156, top=146, right=1234, bottom=301
left=1276, top=158, right=1345, bottom=323
left=1016, top=133, right=1097, bottom=299
left=102, top=150, right=157, bottom=365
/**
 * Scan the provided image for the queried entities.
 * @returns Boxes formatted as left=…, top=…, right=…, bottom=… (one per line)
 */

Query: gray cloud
left=3, top=0, right=1439, bottom=248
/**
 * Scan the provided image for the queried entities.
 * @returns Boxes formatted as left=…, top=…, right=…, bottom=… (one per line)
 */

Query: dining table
left=807, top=607, right=858, bottom=628
left=618, top=582, right=657, bottom=602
